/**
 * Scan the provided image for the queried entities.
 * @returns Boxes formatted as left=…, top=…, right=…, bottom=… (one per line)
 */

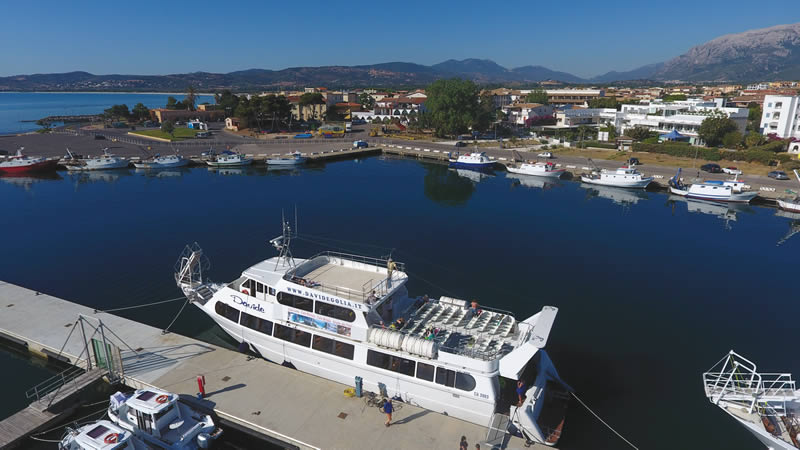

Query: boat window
left=334, top=340, right=355, bottom=360
left=435, top=367, right=456, bottom=388
left=312, top=335, right=334, bottom=353
left=153, top=406, right=171, bottom=423
left=256, top=282, right=264, bottom=294
left=215, top=301, right=240, bottom=323
left=311, top=335, right=354, bottom=360
left=455, top=372, right=477, bottom=391
left=277, top=292, right=314, bottom=312
left=268, top=287, right=276, bottom=296
left=367, top=350, right=415, bottom=376
left=416, top=362, right=435, bottom=382
left=274, top=324, right=311, bottom=347
left=240, top=311, right=273, bottom=336
left=367, top=350, right=391, bottom=369
left=315, top=302, right=356, bottom=323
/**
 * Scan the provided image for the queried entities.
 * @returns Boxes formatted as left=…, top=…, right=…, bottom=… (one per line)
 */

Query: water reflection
left=422, top=164, right=477, bottom=206
left=668, top=196, right=753, bottom=230
left=451, top=167, right=493, bottom=183
left=775, top=210, right=800, bottom=246
left=505, top=172, right=561, bottom=190
left=134, top=168, right=190, bottom=178
left=68, top=169, right=132, bottom=188
left=0, top=172, right=62, bottom=191
left=582, top=185, right=648, bottom=207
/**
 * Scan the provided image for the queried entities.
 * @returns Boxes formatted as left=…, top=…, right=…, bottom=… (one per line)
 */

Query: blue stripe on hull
left=449, top=161, right=495, bottom=169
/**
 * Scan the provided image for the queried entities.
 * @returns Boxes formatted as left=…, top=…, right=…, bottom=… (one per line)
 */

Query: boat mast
left=269, top=210, right=297, bottom=270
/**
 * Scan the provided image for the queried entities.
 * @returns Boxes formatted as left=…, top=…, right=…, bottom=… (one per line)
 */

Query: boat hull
left=507, top=166, right=565, bottom=178
left=580, top=176, right=652, bottom=189
left=133, top=159, right=189, bottom=169
left=206, top=159, right=253, bottom=167
left=267, top=158, right=306, bottom=166
left=67, top=161, right=130, bottom=171
left=449, top=160, right=495, bottom=170
left=0, top=159, right=58, bottom=174
left=777, top=199, right=800, bottom=212
left=671, top=186, right=758, bottom=203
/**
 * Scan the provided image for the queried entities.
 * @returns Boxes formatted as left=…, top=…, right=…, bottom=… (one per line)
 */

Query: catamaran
left=174, top=220, right=571, bottom=446
left=704, top=351, right=800, bottom=450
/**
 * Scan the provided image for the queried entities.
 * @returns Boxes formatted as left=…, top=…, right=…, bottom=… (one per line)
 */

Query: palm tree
left=185, top=85, right=197, bottom=111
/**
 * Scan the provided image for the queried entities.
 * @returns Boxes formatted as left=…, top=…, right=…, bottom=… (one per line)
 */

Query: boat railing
left=703, top=351, right=797, bottom=413
left=311, top=251, right=406, bottom=273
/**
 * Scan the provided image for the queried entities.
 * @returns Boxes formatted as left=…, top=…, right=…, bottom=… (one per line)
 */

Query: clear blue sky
left=1, top=0, right=798, bottom=79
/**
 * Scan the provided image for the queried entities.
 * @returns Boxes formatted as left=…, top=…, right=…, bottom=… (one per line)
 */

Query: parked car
left=537, top=151, right=553, bottom=158
left=454, top=141, right=467, bottom=147
left=353, top=140, right=368, bottom=148
left=722, top=166, right=742, bottom=175
left=768, top=170, right=790, bottom=180
left=701, top=163, right=722, bottom=173
left=94, top=134, right=105, bottom=140
left=294, top=133, right=313, bottom=139
left=628, top=157, right=640, bottom=166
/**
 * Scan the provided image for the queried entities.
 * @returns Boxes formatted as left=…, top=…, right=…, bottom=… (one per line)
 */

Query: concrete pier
left=0, top=281, right=541, bottom=449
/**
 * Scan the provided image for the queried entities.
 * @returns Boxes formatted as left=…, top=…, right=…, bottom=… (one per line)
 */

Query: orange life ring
left=104, top=433, right=119, bottom=444
left=156, top=394, right=169, bottom=404
left=241, top=288, right=249, bottom=295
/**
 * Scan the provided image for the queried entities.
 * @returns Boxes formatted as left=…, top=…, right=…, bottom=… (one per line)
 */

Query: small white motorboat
left=206, top=150, right=252, bottom=167
left=506, top=161, right=565, bottom=178
left=580, top=162, right=652, bottom=189
left=777, top=170, right=800, bottom=212
left=66, top=148, right=130, bottom=171
left=133, top=153, right=189, bottom=169
left=448, top=152, right=495, bottom=170
left=59, top=419, right=147, bottom=450
left=107, top=389, right=222, bottom=449
left=668, top=168, right=758, bottom=203
left=267, top=151, right=306, bottom=166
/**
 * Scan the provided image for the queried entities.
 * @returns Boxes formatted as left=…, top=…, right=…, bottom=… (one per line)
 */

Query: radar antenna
left=269, top=209, right=297, bottom=270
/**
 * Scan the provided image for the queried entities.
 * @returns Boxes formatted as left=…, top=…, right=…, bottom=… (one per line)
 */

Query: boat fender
left=104, top=433, right=119, bottom=444
left=156, top=394, right=169, bottom=404
left=241, top=289, right=249, bottom=295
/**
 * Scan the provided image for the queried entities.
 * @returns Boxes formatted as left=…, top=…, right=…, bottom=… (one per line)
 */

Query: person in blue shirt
left=516, top=380, right=527, bottom=406
left=383, top=398, right=393, bottom=427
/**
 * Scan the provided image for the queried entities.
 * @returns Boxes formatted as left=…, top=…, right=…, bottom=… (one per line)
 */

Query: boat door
left=135, top=410, right=154, bottom=434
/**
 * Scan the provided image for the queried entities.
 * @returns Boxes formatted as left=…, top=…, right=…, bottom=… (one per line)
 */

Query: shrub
left=583, top=140, right=617, bottom=149
left=633, top=143, right=721, bottom=160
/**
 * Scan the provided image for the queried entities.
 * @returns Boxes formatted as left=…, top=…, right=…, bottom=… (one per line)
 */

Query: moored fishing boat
left=448, top=152, right=495, bottom=170
left=505, top=161, right=565, bottom=178
left=66, top=148, right=130, bottom=171
left=174, top=219, right=571, bottom=446
left=580, top=164, right=652, bottom=189
left=107, top=388, right=222, bottom=449
left=669, top=168, right=758, bottom=203
left=206, top=150, right=253, bottom=167
left=267, top=151, right=306, bottom=166
left=133, top=153, right=189, bottom=169
left=703, top=351, right=800, bottom=450
left=0, top=147, right=59, bottom=174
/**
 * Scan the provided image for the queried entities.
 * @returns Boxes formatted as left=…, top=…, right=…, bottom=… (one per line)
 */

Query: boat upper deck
left=285, top=252, right=407, bottom=302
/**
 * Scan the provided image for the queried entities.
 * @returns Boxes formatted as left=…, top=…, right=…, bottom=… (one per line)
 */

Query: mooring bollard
left=197, top=375, right=206, bottom=398
left=355, top=376, right=363, bottom=398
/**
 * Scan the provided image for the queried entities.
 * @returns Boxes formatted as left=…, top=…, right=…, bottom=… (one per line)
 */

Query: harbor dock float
left=0, top=281, right=540, bottom=449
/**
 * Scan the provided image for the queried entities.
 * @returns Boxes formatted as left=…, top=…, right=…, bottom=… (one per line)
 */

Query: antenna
left=269, top=209, right=297, bottom=270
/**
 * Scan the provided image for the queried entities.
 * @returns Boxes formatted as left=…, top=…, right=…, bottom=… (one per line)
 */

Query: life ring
left=241, top=288, right=249, bottom=295
left=156, top=394, right=169, bottom=404
left=104, top=433, right=119, bottom=444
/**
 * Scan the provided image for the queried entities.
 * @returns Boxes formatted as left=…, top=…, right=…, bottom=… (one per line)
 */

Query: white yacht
left=107, top=389, right=221, bottom=449
left=174, top=223, right=571, bottom=447
left=704, top=351, right=800, bottom=450
left=580, top=165, right=652, bottom=189
left=66, top=148, right=130, bottom=171
left=59, top=420, right=146, bottom=450
left=206, top=151, right=252, bottom=167
left=505, top=161, right=565, bottom=178
left=669, top=169, right=758, bottom=203
left=133, top=154, right=189, bottom=169
left=267, top=151, right=306, bottom=166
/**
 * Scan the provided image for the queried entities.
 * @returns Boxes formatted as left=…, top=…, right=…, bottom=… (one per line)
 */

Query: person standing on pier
left=383, top=398, right=393, bottom=427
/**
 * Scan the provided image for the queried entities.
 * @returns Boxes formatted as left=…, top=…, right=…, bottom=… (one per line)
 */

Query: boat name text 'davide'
left=231, top=295, right=267, bottom=313
left=285, top=286, right=366, bottom=311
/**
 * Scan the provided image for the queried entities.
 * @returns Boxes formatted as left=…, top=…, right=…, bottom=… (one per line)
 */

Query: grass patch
left=131, top=128, right=201, bottom=141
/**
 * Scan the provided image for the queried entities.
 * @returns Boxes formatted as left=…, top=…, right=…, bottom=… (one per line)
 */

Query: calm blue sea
left=1, top=158, right=798, bottom=450
left=0, top=92, right=214, bottom=134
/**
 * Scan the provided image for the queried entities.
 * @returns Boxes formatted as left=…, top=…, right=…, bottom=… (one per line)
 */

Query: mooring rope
left=571, top=392, right=639, bottom=449
left=94, top=295, right=186, bottom=314
left=161, top=298, right=190, bottom=335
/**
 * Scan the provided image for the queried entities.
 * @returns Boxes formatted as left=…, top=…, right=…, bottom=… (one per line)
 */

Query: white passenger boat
left=206, top=151, right=253, bottom=167
left=174, top=222, right=571, bottom=446
left=107, top=389, right=222, bottom=449
left=59, top=420, right=147, bottom=450
left=777, top=170, right=800, bottom=212
left=580, top=165, right=652, bottom=189
left=506, top=161, right=565, bottom=178
left=704, top=351, right=800, bottom=450
left=133, top=153, right=189, bottom=169
left=668, top=169, right=758, bottom=203
left=267, top=151, right=306, bottom=166
left=448, top=152, right=495, bottom=170
left=66, top=148, right=130, bottom=171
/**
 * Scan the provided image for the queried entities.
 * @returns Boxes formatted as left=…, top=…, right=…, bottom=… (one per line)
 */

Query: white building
left=501, top=103, right=554, bottom=126
left=352, top=97, right=426, bottom=123
left=761, top=95, right=800, bottom=142
left=553, top=108, right=616, bottom=127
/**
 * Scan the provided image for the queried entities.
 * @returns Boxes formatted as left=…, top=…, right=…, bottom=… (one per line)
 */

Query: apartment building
left=761, top=95, right=800, bottom=145
left=501, top=103, right=554, bottom=126
left=545, top=89, right=604, bottom=106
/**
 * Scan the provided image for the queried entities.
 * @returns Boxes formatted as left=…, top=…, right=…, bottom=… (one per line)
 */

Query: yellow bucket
left=343, top=388, right=356, bottom=398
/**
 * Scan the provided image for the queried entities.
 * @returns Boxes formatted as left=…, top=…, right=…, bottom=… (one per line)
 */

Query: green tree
left=103, top=104, right=130, bottom=121
left=215, top=90, right=240, bottom=117
left=299, top=93, right=325, bottom=121
left=185, top=85, right=197, bottom=111
left=722, top=130, right=743, bottom=149
left=166, top=96, right=178, bottom=109
left=746, top=102, right=762, bottom=133
left=588, top=97, right=618, bottom=109
left=358, top=92, right=375, bottom=110
left=626, top=126, right=653, bottom=141
left=425, top=78, right=481, bottom=137
left=161, top=120, right=175, bottom=137
left=745, top=132, right=766, bottom=148
left=525, top=89, right=548, bottom=105
left=325, top=104, right=344, bottom=122
left=699, top=111, right=739, bottom=147
left=663, top=94, right=688, bottom=102
left=600, top=124, right=616, bottom=140
left=131, top=103, right=150, bottom=122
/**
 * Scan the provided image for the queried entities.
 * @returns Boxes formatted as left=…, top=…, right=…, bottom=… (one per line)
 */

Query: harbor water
left=1, top=158, right=798, bottom=450
left=0, top=92, right=214, bottom=135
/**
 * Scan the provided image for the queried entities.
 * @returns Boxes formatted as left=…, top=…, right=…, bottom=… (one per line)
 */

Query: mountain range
left=1, top=22, right=798, bottom=92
